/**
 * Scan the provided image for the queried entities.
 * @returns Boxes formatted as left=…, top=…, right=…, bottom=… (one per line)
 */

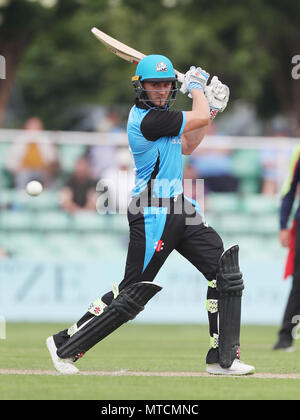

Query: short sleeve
left=141, top=109, right=184, bottom=141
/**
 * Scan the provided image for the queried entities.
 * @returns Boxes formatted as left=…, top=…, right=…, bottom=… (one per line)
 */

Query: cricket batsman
left=47, top=55, right=255, bottom=376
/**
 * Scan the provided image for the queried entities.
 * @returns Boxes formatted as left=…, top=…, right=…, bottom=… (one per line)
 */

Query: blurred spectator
left=260, top=147, right=278, bottom=195
left=60, top=156, right=97, bottom=214
left=183, top=164, right=203, bottom=202
left=0, top=247, right=9, bottom=259
left=189, top=125, right=239, bottom=194
left=260, top=123, right=291, bottom=196
left=101, top=147, right=135, bottom=214
left=5, top=117, right=60, bottom=189
left=88, top=111, right=125, bottom=181
left=190, top=149, right=239, bottom=193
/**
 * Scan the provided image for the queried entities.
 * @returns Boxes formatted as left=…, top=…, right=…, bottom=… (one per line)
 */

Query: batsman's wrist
left=188, top=81, right=203, bottom=92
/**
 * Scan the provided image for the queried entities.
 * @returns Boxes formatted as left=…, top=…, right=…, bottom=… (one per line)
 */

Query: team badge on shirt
left=156, top=61, right=168, bottom=72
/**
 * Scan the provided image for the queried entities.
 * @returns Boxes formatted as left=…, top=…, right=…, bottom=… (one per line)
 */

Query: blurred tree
left=1, top=0, right=300, bottom=132
left=0, top=0, right=104, bottom=127
left=252, top=0, right=300, bottom=132
left=181, top=0, right=300, bottom=133
left=17, top=2, right=135, bottom=128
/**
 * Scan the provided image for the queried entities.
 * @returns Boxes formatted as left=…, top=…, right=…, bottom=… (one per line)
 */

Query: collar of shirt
left=135, top=99, right=168, bottom=111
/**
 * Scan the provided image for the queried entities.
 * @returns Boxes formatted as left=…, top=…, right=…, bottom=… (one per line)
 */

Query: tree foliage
left=0, top=0, right=299, bottom=131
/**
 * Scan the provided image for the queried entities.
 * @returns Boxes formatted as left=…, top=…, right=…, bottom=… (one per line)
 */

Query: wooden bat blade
left=91, top=27, right=145, bottom=63
left=91, top=27, right=184, bottom=83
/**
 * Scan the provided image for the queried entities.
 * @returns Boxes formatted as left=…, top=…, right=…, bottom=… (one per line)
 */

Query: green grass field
left=0, top=323, right=300, bottom=400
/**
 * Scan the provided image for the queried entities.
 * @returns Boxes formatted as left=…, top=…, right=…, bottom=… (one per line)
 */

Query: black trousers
left=54, top=194, right=224, bottom=361
left=101, top=194, right=224, bottom=304
left=278, top=222, right=300, bottom=343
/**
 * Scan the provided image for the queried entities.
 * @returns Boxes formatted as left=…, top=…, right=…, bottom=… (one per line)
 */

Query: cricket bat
left=91, top=27, right=184, bottom=84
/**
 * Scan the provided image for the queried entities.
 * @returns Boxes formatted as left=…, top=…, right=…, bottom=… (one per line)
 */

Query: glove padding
left=180, top=66, right=210, bottom=97
left=204, top=76, right=230, bottom=113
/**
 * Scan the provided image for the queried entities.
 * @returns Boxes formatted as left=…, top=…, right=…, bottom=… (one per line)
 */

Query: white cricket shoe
left=46, top=336, right=79, bottom=375
left=206, top=359, right=255, bottom=376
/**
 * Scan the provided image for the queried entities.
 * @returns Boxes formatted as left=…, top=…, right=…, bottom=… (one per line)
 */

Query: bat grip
left=175, top=71, right=184, bottom=84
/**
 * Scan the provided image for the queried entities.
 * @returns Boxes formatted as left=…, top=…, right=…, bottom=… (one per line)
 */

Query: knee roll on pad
left=217, top=244, right=244, bottom=296
left=57, top=281, right=162, bottom=359
left=216, top=244, right=244, bottom=369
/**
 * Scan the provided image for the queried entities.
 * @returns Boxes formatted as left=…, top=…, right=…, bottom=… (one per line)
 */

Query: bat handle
left=175, top=71, right=184, bottom=84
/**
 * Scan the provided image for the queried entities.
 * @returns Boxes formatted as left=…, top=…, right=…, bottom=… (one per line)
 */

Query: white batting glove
left=180, top=66, right=210, bottom=97
left=204, top=76, right=230, bottom=119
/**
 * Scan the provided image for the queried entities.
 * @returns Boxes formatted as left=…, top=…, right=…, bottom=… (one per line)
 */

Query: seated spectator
left=183, top=164, right=204, bottom=204
left=260, top=126, right=292, bottom=196
left=189, top=146, right=239, bottom=194
left=100, top=147, right=135, bottom=214
left=88, top=110, right=125, bottom=181
left=188, top=124, right=239, bottom=194
left=260, top=147, right=278, bottom=195
left=5, top=117, right=60, bottom=189
left=60, top=157, right=97, bottom=214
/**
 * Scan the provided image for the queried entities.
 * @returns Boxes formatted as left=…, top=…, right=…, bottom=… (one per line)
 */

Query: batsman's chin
left=152, top=99, right=167, bottom=107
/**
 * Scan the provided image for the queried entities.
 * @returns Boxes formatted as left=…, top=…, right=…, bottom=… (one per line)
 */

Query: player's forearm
left=183, top=90, right=210, bottom=133
left=181, top=125, right=210, bottom=155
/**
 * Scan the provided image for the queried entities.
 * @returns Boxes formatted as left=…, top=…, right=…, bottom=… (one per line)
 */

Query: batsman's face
left=143, top=81, right=172, bottom=106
